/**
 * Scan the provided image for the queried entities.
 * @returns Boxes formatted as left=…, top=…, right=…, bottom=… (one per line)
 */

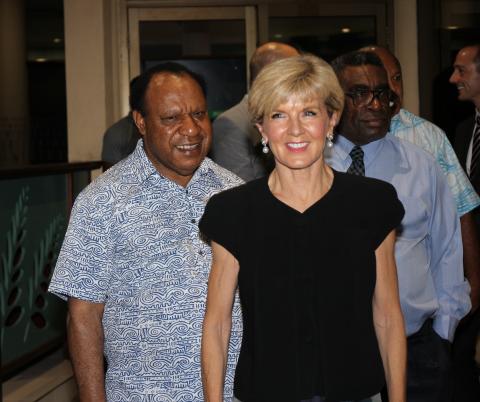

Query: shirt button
left=191, top=219, right=196, bottom=224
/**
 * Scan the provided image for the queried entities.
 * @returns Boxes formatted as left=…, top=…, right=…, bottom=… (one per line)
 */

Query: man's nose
left=368, top=95, right=383, bottom=110
left=181, top=114, right=200, bottom=136
left=449, top=70, right=458, bottom=84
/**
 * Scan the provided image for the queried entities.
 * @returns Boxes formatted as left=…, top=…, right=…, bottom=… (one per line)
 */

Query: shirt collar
left=128, top=139, right=157, bottom=184
left=334, top=134, right=386, bottom=167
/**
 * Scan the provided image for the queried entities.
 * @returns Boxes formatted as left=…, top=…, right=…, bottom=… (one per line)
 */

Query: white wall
left=394, top=0, right=419, bottom=114
left=64, top=0, right=110, bottom=162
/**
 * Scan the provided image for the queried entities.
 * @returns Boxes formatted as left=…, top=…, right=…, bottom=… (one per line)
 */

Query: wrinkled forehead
left=146, top=72, right=207, bottom=109
left=149, top=72, right=204, bottom=97
left=340, top=65, right=388, bottom=89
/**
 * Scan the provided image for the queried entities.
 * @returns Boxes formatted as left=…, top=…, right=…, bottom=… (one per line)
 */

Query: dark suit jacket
left=455, top=115, right=480, bottom=226
left=211, top=96, right=273, bottom=181
left=454, top=115, right=475, bottom=172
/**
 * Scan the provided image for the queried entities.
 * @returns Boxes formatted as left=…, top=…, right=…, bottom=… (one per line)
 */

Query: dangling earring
left=261, top=137, right=269, bottom=154
left=326, top=132, right=334, bottom=148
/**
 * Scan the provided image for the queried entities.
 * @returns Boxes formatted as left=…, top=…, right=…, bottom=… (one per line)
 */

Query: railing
left=0, top=161, right=103, bottom=379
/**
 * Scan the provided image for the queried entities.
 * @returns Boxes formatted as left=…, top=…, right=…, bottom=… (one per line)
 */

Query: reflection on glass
left=139, top=20, right=247, bottom=115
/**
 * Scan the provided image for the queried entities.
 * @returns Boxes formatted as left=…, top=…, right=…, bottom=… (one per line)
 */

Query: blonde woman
left=200, top=55, right=406, bottom=402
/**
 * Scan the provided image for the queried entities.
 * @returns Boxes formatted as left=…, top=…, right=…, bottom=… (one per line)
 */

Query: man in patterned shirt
left=49, top=63, right=243, bottom=401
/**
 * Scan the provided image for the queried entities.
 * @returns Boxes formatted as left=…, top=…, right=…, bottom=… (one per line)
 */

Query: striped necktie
left=347, top=145, right=365, bottom=176
left=470, top=114, right=480, bottom=188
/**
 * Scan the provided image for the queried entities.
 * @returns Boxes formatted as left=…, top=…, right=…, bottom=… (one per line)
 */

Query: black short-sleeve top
left=199, top=170, right=404, bottom=402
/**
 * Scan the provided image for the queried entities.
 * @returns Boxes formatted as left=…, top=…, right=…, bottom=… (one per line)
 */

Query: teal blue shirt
left=390, top=108, right=480, bottom=216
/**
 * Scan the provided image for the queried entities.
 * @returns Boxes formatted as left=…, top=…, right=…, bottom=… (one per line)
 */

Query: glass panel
left=0, top=175, right=68, bottom=376
left=139, top=20, right=247, bottom=117
left=0, top=168, right=94, bottom=378
left=269, top=16, right=377, bottom=62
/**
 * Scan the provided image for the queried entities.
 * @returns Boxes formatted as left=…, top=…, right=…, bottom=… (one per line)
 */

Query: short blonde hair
left=248, top=54, right=344, bottom=123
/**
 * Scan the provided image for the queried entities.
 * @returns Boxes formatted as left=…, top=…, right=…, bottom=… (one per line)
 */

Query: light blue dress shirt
left=49, top=140, right=243, bottom=401
left=325, top=135, right=471, bottom=342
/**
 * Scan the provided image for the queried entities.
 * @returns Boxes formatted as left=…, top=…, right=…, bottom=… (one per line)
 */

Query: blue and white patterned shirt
left=49, top=140, right=243, bottom=401
left=390, top=108, right=480, bottom=216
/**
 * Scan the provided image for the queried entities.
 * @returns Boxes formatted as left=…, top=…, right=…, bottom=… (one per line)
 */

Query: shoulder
left=333, top=171, right=404, bottom=232
left=335, top=170, right=398, bottom=200
left=74, top=155, right=140, bottom=213
left=392, top=109, right=446, bottom=146
left=203, top=158, right=245, bottom=189
left=209, top=177, right=256, bottom=202
left=456, top=115, right=475, bottom=134
left=213, top=97, right=249, bottom=129
left=207, top=175, right=262, bottom=208
left=104, top=115, right=134, bottom=137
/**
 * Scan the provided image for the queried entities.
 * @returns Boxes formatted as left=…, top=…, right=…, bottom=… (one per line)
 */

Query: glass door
left=128, top=6, right=257, bottom=117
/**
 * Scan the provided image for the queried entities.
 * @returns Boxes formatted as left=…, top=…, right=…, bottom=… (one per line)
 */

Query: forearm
left=375, top=310, right=407, bottom=402
left=460, top=212, right=480, bottom=312
left=373, top=231, right=406, bottom=402
left=201, top=317, right=232, bottom=402
left=67, top=300, right=106, bottom=402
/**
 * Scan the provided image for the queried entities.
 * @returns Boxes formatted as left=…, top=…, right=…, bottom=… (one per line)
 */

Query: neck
left=268, top=161, right=333, bottom=213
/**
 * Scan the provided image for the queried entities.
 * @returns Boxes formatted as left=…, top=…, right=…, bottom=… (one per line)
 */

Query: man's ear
left=132, top=110, right=146, bottom=136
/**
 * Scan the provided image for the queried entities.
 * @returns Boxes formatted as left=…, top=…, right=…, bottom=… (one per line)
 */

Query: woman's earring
left=261, top=137, right=269, bottom=154
left=326, top=132, right=334, bottom=148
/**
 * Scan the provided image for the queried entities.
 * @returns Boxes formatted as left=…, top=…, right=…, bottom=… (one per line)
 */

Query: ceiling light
left=446, top=25, right=459, bottom=30
left=35, top=58, right=47, bottom=63
left=53, top=38, right=62, bottom=43
left=273, top=33, right=283, bottom=39
left=341, top=27, right=351, bottom=34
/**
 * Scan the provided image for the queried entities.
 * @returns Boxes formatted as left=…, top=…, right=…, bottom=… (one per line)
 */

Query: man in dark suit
left=450, top=44, right=480, bottom=196
left=450, top=44, right=480, bottom=402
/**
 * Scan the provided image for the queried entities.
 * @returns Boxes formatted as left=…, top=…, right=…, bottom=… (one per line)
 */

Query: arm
left=68, top=297, right=106, bottom=402
left=429, top=165, right=471, bottom=341
left=202, top=241, right=239, bottom=402
left=373, top=230, right=407, bottom=402
left=436, top=131, right=480, bottom=311
left=460, top=212, right=480, bottom=313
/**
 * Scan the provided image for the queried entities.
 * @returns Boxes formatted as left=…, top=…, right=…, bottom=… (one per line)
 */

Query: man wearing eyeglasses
left=326, top=51, right=471, bottom=402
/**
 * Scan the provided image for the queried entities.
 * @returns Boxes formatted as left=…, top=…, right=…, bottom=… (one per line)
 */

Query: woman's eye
left=271, top=112, right=283, bottom=119
left=304, top=110, right=317, bottom=117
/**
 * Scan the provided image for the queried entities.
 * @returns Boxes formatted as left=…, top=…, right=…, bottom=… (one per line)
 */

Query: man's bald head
left=360, top=45, right=403, bottom=112
left=249, top=42, right=299, bottom=84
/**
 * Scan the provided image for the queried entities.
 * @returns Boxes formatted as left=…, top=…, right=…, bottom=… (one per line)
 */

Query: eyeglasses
left=345, top=88, right=392, bottom=107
